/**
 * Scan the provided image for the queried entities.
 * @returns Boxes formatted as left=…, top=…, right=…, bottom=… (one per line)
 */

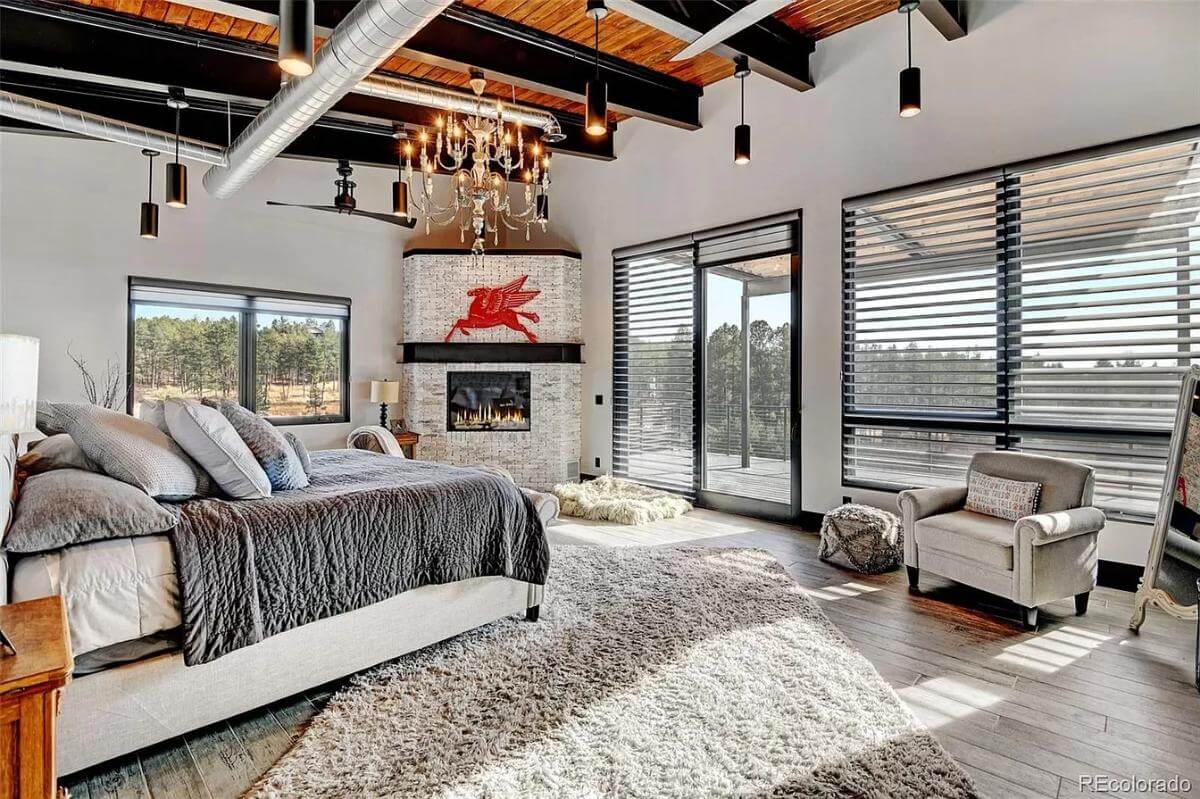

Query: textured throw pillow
left=165, top=399, right=272, bottom=500
left=283, top=432, right=313, bottom=478
left=5, top=468, right=178, bottom=553
left=137, top=398, right=172, bottom=435
left=35, top=401, right=70, bottom=436
left=965, top=471, right=1041, bottom=521
left=53, top=403, right=213, bottom=500
left=18, top=434, right=99, bottom=475
left=203, top=399, right=309, bottom=490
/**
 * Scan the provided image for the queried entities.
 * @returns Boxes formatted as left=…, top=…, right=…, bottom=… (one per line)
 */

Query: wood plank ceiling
left=67, top=0, right=898, bottom=124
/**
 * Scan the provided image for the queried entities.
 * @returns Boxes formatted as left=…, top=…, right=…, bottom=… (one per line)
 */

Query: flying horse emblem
left=445, top=275, right=541, bottom=343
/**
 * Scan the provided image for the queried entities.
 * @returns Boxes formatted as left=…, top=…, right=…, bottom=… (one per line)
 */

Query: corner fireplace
left=446, top=371, right=531, bottom=432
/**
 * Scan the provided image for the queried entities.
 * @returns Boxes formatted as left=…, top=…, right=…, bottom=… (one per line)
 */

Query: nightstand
left=0, top=596, right=72, bottom=799
left=393, top=431, right=421, bottom=459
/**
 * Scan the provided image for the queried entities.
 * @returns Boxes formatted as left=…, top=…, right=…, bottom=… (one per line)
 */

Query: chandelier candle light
left=399, top=70, right=550, bottom=264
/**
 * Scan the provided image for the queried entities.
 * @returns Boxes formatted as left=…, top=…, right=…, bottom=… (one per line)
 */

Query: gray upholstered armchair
left=898, top=451, right=1105, bottom=629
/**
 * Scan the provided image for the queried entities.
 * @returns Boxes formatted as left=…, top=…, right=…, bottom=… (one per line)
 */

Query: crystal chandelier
left=400, top=70, right=550, bottom=263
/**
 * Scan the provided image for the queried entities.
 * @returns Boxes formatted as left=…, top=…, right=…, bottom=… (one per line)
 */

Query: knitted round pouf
left=819, top=504, right=903, bottom=574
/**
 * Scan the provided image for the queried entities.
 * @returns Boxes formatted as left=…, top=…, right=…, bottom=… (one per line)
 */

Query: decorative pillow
left=203, top=399, right=308, bottom=490
left=35, top=400, right=69, bottom=436
left=52, top=403, right=213, bottom=500
left=284, top=432, right=312, bottom=478
left=18, top=434, right=99, bottom=475
left=965, top=471, right=1041, bottom=521
left=137, top=398, right=172, bottom=435
left=165, top=399, right=272, bottom=500
left=4, top=468, right=178, bottom=553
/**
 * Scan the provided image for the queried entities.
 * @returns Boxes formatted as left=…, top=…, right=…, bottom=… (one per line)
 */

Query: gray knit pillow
left=52, top=403, right=213, bottom=500
left=284, top=432, right=312, bottom=478
left=203, top=399, right=308, bottom=490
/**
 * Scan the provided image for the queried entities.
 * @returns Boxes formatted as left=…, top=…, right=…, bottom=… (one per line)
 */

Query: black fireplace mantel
left=399, top=342, right=583, bottom=364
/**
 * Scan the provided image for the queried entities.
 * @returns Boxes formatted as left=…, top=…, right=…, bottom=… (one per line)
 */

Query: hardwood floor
left=63, top=509, right=1200, bottom=798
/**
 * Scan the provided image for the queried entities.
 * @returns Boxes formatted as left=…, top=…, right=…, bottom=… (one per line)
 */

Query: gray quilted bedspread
left=169, top=449, right=549, bottom=665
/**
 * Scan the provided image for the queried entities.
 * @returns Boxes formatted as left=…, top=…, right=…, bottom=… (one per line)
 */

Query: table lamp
left=0, top=334, right=39, bottom=655
left=370, top=379, right=399, bottom=429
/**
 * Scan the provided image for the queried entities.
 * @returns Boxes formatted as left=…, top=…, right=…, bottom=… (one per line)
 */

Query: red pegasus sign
left=445, top=275, right=541, bottom=343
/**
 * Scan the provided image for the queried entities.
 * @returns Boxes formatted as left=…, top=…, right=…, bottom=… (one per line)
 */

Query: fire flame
left=453, top=404, right=528, bottom=428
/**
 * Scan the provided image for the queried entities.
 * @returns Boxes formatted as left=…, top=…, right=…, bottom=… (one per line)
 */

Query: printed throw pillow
left=52, top=403, right=213, bottom=501
left=18, top=434, right=99, bottom=475
left=965, top=471, right=1042, bottom=522
left=202, top=399, right=309, bottom=491
left=165, top=399, right=272, bottom=500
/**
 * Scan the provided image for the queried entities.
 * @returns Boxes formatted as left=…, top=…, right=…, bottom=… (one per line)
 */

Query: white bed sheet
left=11, top=535, right=181, bottom=657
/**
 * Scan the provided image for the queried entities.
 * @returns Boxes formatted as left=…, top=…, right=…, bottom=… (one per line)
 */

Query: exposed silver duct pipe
left=354, top=75, right=563, bottom=140
left=202, top=0, right=453, bottom=199
left=0, top=91, right=228, bottom=166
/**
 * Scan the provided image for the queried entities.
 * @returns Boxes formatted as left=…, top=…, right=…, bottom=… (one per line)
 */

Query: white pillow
left=165, top=399, right=271, bottom=500
left=137, top=398, right=172, bottom=435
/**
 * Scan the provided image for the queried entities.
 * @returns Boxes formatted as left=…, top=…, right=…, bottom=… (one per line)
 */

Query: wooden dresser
left=0, top=597, right=72, bottom=799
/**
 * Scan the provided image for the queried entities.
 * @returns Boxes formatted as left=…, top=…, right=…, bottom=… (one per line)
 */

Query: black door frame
left=693, top=216, right=803, bottom=524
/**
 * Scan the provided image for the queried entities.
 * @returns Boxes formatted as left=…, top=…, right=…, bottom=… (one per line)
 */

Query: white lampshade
left=370, top=379, right=399, bottom=404
left=0, top=334, right=39, bottom=435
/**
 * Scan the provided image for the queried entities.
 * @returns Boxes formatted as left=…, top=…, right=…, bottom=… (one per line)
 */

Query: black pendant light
left=899, top=1, right=921, bottom=118
left=165, top=87, right=188, bottom=208
left=140, top=149, right=159, bottom=239
left=733, top=55, right=751, bottom=165
left=391, top=123, right=409, bottom=218
left=278, top=0, right=315, bottom=77
left=585, top=0, right=608, bottom=137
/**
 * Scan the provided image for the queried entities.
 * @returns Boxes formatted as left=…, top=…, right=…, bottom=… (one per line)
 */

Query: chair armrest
left=1016, top=506, right=1105, bottom=546
left=897, top=486, right=968, bottom=522
left=1165, top=530, right=1200, bottom=572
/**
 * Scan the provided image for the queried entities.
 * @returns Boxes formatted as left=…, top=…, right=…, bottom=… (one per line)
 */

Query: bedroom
left=0, top=0, right=1198, bottom=796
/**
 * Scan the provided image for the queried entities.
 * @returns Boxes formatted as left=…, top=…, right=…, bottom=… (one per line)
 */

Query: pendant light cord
left=174, top=107, right=180, bottom=163
left=594, top=16, right=600, bottom=79
left=907, top=11, right=912, bottom=69
left=740, top=73, right=745, bottom=125
left=146, top=153, right=154, bottom=202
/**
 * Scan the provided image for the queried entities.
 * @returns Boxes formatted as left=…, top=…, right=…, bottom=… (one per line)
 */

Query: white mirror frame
left=1130, top=364, right=1200, bottom=631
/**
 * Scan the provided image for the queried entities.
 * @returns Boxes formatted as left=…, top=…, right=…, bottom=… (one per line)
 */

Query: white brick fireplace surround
left=399, top=250, right=583, bottom=490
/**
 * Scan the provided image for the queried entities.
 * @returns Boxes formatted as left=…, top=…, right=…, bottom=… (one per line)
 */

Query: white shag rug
left=248, top=546, right=979, bottom=798
left=552, top=475, right=692, bottom=524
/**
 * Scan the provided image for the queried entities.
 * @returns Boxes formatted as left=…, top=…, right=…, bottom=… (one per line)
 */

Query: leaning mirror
left=1131, top=364, right=1200, bottom=630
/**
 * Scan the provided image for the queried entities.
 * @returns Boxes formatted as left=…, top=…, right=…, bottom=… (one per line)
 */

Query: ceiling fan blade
left=670, top=0, right=792, bottom=62
left=265, top=201, right=342, bottom=212
left=349, top=209, right=418, bottom=228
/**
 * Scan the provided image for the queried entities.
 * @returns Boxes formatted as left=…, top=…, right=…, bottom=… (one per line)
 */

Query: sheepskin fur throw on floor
left=552, top=475, right=692, bottom=524
left=248, top=546, right=977, bottom=798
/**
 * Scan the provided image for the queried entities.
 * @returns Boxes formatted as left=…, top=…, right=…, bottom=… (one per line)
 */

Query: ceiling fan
left=669, top=0, right=793, bottom=62
left=266, top=159, right=416, bottom=228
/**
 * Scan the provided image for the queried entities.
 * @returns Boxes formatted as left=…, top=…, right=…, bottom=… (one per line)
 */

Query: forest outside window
left=129, top=278, right=350, bottom=424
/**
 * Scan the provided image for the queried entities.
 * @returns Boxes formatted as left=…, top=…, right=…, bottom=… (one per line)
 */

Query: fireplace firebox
left=446, top=371, right=531, bottom=432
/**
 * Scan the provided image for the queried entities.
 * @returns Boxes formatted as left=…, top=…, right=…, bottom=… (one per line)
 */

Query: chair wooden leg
left=1075, top=592, right=1091, bottom=616
left=1022, top=607, right=1039, bottom=630
left=906, top=566, right=919, bottom=591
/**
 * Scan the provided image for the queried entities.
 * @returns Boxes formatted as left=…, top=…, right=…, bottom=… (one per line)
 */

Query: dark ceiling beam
left=227, top=0, right=702, bottom=130
left=918, top=0, right=968, bottom=40
left=616, top=0, right=814, bottom=91
left=0, top=1, right=614, bottom=160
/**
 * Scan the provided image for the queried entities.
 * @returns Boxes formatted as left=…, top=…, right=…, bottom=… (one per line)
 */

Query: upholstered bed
left=1, top=432, right=548, bottom=775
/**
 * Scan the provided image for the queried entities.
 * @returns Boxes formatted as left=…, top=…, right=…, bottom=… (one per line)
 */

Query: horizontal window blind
left=612, top=246, right=696, bottom=497
left=1005, top=137, right=1200, bottom=516
left=843, top=176, right=1004, bottom=489
left=843, top=130, right=1200, bottom=519
left=696, top=215, right=799, bottom=267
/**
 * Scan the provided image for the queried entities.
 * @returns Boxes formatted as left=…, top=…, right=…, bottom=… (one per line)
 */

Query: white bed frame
left=57, top=576, right=543, bottom=775
left=0, top=435, right=543, bottom=776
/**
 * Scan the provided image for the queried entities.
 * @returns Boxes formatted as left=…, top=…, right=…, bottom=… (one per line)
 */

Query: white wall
left=0, top=133, right=570, bottom=450
left=548, top=0, right=1200, bottom=564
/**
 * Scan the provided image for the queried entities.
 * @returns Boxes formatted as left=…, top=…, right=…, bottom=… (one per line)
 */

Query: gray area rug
left=248, top=546, right=979, bottom=798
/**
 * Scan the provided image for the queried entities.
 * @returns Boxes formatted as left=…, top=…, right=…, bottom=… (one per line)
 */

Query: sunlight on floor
left=992, top=624, right=1112, bottom=674
left=897, top=676, right=1003, bottom=730
left=804, top=581, right=882, bottom=602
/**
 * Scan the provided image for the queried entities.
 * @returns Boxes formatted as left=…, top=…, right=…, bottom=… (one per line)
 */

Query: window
left=129, top=278, right=350, bottom=424
left=843, top=129, right=1200, bottom=519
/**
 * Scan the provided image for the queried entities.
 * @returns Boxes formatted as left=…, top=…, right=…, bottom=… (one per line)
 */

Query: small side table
left=393, top=431, right=420, bottom=460
left=0, top=596, right=73, bottom=799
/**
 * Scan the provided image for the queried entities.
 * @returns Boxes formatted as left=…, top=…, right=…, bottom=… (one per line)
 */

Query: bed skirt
left=58, top=575, right=542, bottom=775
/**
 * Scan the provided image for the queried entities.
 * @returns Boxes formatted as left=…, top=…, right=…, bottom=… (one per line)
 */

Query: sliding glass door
left=613, top=213, right=801, bottom=522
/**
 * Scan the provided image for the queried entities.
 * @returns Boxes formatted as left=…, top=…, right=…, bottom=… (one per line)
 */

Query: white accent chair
left=898, top=451, right=1105, bottom=629
left=346, top=425, right=405, bottom=457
